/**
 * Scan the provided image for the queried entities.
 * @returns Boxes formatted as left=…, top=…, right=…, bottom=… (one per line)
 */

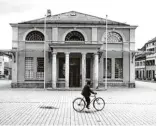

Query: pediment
left=19, top=11, right=129, bottom=26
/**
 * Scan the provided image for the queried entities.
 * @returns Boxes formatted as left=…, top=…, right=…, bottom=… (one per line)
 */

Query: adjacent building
left=0, top=55, right=12, bottom=79
left=0, top=56, right=4, bottom=78
left=10, top=11, right=137, bottom=88
left=135, top=37, right=156, bottom=81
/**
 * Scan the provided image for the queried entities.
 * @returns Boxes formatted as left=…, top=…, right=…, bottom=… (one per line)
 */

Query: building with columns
left=10, top=11, right=137, bottom=88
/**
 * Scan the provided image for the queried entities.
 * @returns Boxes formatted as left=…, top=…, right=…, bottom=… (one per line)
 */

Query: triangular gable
left=19, top=11, right=130, bottom=26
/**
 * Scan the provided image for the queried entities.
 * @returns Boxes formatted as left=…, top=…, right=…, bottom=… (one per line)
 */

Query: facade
left=0, top=56, right=4, bottom=78
left=135, top=37, right=156, bottom=81
left=10, top=11, right=137, bottom=88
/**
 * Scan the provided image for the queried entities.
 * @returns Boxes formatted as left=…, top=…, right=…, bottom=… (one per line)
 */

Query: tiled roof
left=147, top=37, right=156, bottom=44
left=139, top=37, right=156, bottom=50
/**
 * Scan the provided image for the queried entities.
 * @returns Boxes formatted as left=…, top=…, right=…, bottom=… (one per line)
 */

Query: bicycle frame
left=82, top=94, right=97, bottom=104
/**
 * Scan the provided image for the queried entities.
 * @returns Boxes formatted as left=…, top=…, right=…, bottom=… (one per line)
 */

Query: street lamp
left=105, top=15, right=108, bottom=90
left=44, top=13, right=47, bottom=89
left=44, top=9, right=51, bottom=89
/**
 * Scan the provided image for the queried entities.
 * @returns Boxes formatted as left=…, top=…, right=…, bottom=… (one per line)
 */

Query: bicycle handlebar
left=90, top=93, right=97, bottom=97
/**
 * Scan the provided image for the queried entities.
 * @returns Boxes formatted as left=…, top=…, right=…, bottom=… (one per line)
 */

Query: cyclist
left=81, top=81, right=97, bottom=109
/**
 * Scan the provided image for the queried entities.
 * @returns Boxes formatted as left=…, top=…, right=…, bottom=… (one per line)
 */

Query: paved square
left=0, top=80, right=156, bottom=126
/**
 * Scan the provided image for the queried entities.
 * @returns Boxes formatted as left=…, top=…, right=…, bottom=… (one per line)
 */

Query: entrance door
left=69, top=58, right=80, bottom=87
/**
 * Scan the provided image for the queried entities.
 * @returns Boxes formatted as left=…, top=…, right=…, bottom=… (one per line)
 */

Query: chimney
left=47, top=9, right=51, bottom=17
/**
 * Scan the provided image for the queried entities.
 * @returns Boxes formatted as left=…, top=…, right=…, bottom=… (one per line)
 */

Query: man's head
left=87, top=81, right=91, bottom=85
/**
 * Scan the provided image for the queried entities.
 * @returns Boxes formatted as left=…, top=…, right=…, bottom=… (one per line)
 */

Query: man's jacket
left=81, top=84, right=95, bottom=97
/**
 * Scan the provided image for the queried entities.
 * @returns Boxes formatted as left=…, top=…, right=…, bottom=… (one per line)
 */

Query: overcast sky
left=0, top=0, right=156, bottom=50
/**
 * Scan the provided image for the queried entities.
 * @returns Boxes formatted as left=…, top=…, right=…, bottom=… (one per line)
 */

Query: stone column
left=65, top=52, right=70, bottom=88
left=12, top=27, right=18, bottom=87
left=112, top=58, right=115, bottom=79
left=151, top=70, right=154, bottom=80
left=141, top=70, right=143, bottom=79
left=52, top=52, right=57, bottom=89
left=129, top=29, right=135, bottom=84
left=82, top=52, right=86, bottom=88
left=93, top=53, right=99, bottom=89
left=99, top=56, right=103, bottom=84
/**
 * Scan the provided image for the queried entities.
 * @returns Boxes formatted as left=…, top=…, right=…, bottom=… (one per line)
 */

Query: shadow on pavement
left=79, top=110, right=98, bottom=113
left=39, top=106, right=59, bottom=109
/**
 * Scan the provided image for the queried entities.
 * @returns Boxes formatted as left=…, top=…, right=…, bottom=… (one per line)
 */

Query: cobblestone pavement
left=0, top=80, right=156, bottom=126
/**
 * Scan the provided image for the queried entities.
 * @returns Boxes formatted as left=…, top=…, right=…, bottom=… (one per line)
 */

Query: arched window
left=26, top=31, right=44, bottom=41
left=65, top=31, right=85, bottom=41
left=104, top=32, right=123, bottom=43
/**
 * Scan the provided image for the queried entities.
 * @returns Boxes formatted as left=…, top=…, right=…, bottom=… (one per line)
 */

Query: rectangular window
left=103, top=58, right=111, bottom=78
left=59, top=58, right=65, bottom=78
left=140, top=62, right=142, bottom=66
left=143, top=61, right=145, bottom=66
left=0, top=62, right=2, bottom=66
left=37, top=57, right=44, bottom=79
left=115, top=58, right=123, bottom=79
left=25, top=57, right=33, bottom=79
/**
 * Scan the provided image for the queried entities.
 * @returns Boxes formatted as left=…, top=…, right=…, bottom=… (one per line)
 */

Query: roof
left=140, top=37, right=156, bottom=50
left=18, top=11, right=130, bottom=26
left=147, top=37, right=156, bottom=44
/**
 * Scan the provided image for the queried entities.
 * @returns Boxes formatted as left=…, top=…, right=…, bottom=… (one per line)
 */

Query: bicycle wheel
left=73, top=98, right=85, bottom=112
left=93, top=97, right=105, bottom=111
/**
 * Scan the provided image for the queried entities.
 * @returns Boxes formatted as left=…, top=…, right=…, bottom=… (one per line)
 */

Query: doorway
left=69, top=58, right=80, bottom=87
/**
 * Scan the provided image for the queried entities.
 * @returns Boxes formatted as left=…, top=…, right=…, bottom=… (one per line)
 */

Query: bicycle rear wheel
left=93, top=97, right=105, bottom=111
left=73, top=98, right=85, bottom=112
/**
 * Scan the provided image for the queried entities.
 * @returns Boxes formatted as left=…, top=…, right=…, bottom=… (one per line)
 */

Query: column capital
left=81, top=52, right=86, bottom=55
left=65, top=52, right=70, bottom=55
left=52, top=52, right=57, bottom=55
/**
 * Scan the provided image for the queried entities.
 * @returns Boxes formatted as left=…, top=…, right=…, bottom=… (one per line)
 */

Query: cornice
left=10, top=23, right=137, bottom=29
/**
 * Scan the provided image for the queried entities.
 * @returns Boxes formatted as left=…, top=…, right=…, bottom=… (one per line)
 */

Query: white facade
left=10, top=11, right=137, bottom=88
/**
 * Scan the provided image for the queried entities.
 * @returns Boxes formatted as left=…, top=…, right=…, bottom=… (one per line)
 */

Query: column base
left=65, top=87, right=69, bottom=89
left=52, top=82, right=56, bottom=89
left=98, top=82, right=136, bottom=88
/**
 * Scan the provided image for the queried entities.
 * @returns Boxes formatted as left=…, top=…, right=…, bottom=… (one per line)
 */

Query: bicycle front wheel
left=93, top=97, right=105, bottom=111
left=73, top=98, right=85, bottom=112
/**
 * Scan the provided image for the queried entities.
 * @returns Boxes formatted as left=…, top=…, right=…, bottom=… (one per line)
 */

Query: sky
left=0, top=0, right=156, bottom=50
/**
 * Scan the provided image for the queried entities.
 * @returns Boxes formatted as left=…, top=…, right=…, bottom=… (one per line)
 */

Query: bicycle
left=72, top=94, right=105, bottom=112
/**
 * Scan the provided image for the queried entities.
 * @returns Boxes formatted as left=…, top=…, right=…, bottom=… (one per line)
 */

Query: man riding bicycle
left=81, top=81, right=97, bottom=109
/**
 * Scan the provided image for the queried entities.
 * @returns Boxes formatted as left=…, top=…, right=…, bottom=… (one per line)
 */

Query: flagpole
left=105, top=15, right=108, bottom=90
left=44, top=13, right=47, bottom=90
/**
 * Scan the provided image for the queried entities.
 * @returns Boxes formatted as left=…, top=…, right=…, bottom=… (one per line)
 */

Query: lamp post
left=44, top=9, right=51, bottom=89
left=44, top=13, right=47, bottom=89
left=105, top=15, right=108, bottom=90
